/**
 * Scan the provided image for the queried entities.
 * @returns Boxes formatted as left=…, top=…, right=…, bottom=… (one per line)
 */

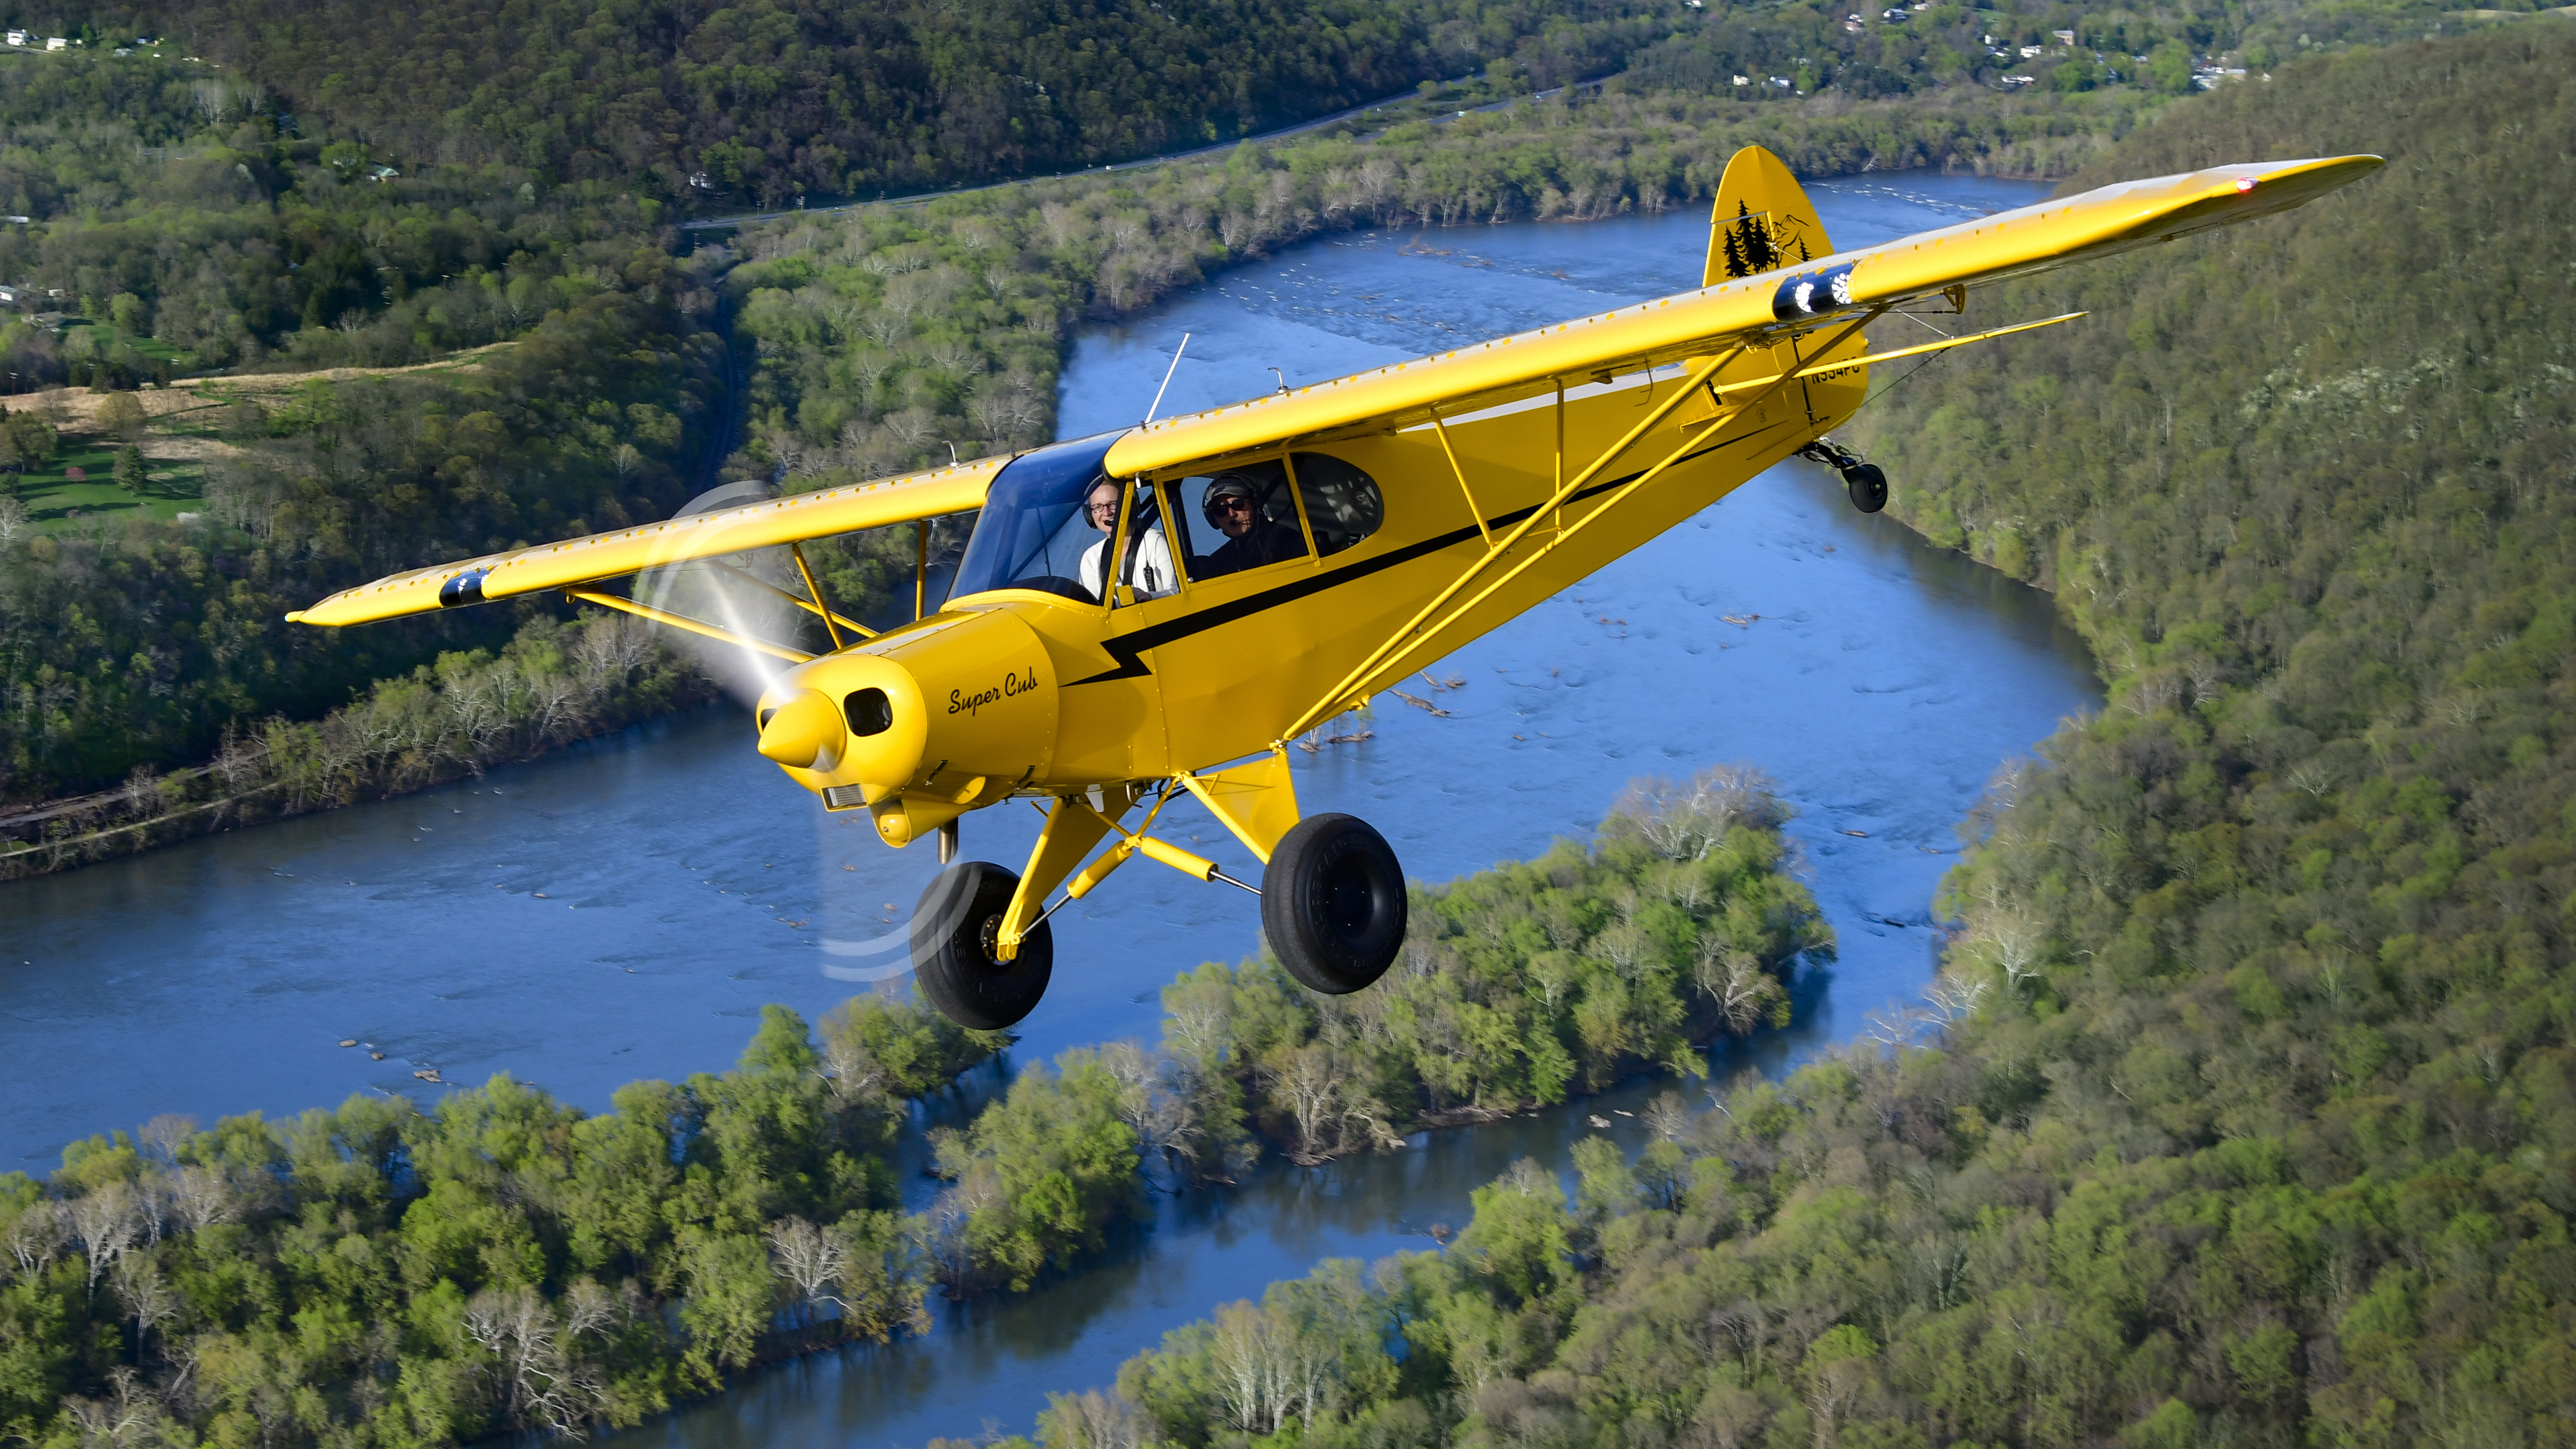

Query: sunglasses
left=1205, top=496, right=1255, bottom=516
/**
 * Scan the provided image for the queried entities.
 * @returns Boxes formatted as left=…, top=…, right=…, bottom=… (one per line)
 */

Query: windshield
left=949, top=432, right=1122, bottom=603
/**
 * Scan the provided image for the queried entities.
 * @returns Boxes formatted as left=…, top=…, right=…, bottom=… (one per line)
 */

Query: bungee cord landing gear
left=1799, top=438, right=1889, bottom=514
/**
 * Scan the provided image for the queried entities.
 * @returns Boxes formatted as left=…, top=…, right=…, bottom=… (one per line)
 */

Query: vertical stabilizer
left=1704, top=147, right=1832, bottom=286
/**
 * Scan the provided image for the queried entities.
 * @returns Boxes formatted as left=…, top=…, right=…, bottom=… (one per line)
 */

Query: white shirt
left=1081, top=524, right=1177, bottom=602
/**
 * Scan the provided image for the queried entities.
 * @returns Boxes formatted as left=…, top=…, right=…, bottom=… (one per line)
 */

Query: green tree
left=2148, top=40, right=2194, bottom=93
left=95, top=391, right=146, bottom=441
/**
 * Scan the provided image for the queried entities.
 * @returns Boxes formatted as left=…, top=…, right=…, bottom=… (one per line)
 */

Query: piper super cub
left=291, top=146, right=2381, bottom=1029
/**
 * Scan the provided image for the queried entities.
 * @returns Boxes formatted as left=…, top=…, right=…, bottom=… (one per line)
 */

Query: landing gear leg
left=1799, top=438, right=1888, bottom=514
left=1260, top=813, right=1406, bottom=994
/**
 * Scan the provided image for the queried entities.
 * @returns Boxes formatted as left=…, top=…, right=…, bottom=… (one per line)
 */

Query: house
left=1731, top=75, right=1751, bottom=85
left=2002, top=74, right=2036, bottom=86
left=2052, top=29, right=2076, bottom=43
left=2019, top=44, right=2044, bottom=56
left=44, top=37, right=67, bottom=50
left=0, top=285, right=29, bottom=304
left=4, top=30, right=24, bottom=45
left=367, top=165, right=399, bottom=181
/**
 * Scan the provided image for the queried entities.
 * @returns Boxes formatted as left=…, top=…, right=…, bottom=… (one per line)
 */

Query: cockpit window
left=1291, top=453, right=1383, bottom=557
left=1172, top=460, right=1312, bottom=584
left=948, top=433, right=1120, bottom=603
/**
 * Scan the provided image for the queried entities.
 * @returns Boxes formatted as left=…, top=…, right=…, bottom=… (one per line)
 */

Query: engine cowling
left=753, top=608, right=1059, bottom=847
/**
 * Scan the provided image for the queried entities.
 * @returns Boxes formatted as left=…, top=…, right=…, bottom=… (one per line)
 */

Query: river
left=1, top=171, right=2087, bottom=1446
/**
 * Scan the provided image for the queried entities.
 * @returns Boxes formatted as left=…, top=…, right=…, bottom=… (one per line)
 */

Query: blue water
left=0, top=172, right=2086, bottom=1447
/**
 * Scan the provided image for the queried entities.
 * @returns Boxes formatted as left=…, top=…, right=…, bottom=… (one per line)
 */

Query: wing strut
left=699, top=557, right=874, bottom=642
left=1281, top=337, right=1759, bottom=740
left=1427, top=406, right=1495, bottom=549
left=563, top=589, right=814, bottom=664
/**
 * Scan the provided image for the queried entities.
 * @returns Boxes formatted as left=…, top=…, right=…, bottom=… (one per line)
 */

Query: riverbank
left=720, top=83, right=2155, bottom=485
left=0, top=766, right=1829, bottom=1448
left=0, top=612, right=716, bottom=880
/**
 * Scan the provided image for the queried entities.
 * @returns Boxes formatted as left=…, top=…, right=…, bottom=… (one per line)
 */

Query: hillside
left=80, top=0, right=1666, bottom=204
left=999, top=27, right=2576, bottom=1449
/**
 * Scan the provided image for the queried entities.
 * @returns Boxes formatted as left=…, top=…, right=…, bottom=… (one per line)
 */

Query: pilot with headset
left=1079, top=478, right=1177, bottom=602
left=1194, top=474, right=1305, bottom=579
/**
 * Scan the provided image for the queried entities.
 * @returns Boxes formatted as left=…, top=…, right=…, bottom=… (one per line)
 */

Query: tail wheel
left=1845, top=462, right=1889, bottom=514
left=1261, top=813, right=1406, bottom=994
left=911, top=861, right=1052, bottom=1030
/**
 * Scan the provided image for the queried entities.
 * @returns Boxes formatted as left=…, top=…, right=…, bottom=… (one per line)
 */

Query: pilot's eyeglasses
left=1085, top=497, right=1120, bottom=516
left=1206, top=496, right=1254, bottom=516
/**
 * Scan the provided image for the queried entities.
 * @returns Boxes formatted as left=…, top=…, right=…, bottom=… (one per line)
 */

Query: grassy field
left=6, top=434, right=205, bottom=530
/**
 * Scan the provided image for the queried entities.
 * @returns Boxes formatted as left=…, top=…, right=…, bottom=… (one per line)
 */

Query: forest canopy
left=996, top=26, right=2576, bottom=1449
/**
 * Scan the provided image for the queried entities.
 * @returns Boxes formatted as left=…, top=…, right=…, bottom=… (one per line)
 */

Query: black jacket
left=1197, top=521, right=1305, bottom=579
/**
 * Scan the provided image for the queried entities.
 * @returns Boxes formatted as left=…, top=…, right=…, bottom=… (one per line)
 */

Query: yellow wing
left=1104, top=153, right=2381, bottom=478
left=289, top=455, right=1010, bottom=626
left=291, top=151, right=2377, bottom=631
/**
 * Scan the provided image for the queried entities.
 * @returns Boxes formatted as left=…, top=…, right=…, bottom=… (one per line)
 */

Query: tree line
left=80, top=0, right=1670, bottom=206
left=720, top=80, right=2163, bottom=490
left=0, top=610, right=714, bottom=878
left=0, top=995, right=1004, bottom=1448
left=0, top=767, right=1825, bottom=1445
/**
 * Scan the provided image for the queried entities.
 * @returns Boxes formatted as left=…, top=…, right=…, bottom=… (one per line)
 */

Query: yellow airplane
left=290, top=146, right=2380, bottom=1029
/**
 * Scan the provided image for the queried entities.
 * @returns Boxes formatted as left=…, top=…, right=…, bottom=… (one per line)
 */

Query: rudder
left=1704, top=147, right=1833, bottom=286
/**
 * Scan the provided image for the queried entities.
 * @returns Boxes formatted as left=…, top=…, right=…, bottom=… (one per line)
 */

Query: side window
left=1110, top=481, right=1181, bottom=603
left=1291, top=452, right=1383, bottom=557
left=1171, top=460, right=1312, bottom=584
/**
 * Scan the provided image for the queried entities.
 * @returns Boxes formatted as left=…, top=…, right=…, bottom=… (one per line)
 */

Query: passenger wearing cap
left=1193, top=473, right=1306, bottom=579
left=1078, top=479, right=1176, bottom=602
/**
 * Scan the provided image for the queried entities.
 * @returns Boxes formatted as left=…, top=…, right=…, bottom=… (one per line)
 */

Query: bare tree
left=1042, top=1388, right=1157, bottom=1448
left=113, top=1256, right=183, bottom=1355
left=764, top=1216, right=851, bottom=1329
left=1206, top=1300, right=1295, bottom=1434
left=816, top=1025, right=887, bottom=1114
left=1698, top=944, right=1785, bottom=1034
left=60, top=1366, right=167, bottom=1449
left=1969, top=911, right=2046, bottom=991
left=0, top=494, right=27, bottom=552
left=1261, top=1044, right=1340, bottom=1161
left=464, top=1284, right=593, bottom=1434
left=1921, top=972, right=1990, bottom=1026
left=68, top=1182, right=141, bottom=1300
left=4, top=1199, right=67, bottom=1282
left=189, top=77, right=237, bottom=125
left=1642, top=1091, right=1691, bottom=1142
left=1613, top=764, right=1785, bottom=860
left=136, top=1115, right=195, bottom=1168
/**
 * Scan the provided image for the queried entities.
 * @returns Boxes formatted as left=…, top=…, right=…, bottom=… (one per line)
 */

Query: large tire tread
left=1260, top=813, right=1405, bottom=995
left=911, top=861, right=1052, bottom=1030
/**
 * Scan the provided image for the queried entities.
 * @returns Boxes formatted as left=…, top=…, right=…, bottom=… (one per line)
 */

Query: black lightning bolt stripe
left=1066, top=420, right=1786, bottom=686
